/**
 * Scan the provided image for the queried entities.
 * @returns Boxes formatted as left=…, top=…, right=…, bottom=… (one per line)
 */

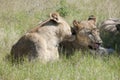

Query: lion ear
left=88, top=15, right=96, bottom=24
left=50, top=12, right=60, bottom=23
left=73, top=20, right=84, bottom=31
left=73, top=20, right=80, bottom=30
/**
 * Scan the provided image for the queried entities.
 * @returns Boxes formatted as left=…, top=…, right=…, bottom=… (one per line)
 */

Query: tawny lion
left=59, top=15, right=102, bottom=55
left=10, top=12, right=72, bottom=62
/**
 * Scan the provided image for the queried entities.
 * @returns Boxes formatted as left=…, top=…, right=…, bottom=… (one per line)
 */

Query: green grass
left=0, top=53, right=120, bottom=80
left=0, top=0, right=120, bottom=80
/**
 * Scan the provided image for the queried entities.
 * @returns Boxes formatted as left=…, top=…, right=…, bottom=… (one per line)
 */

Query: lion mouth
left=88, top=43, right=101, bottom=50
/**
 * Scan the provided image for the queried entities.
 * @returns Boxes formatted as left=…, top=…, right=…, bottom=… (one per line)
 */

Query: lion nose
left=97, top=39, right=103, bottom=44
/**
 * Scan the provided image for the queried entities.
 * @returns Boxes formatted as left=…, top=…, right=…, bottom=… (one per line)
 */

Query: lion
left=59, top=16, right=103, bottom=55
left=10, top=12, right=72, bottom=62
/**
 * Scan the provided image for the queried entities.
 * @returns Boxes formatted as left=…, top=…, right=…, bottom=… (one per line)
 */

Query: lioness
left=59, top=16, right=102, bottom=55
left=10, top=12, right=72, bottom=62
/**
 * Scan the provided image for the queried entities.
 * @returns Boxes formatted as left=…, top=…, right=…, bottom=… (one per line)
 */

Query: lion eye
left=87, top=31, right=92, bottom=34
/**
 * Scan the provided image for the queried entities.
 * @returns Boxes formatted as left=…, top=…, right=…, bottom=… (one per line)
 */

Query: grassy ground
left=0, top=53, right=120, bottom=80
left=0, top=0, right=120, bottom=80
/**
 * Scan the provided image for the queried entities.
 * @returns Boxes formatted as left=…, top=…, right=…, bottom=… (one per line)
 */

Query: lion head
left=72, top=20, right=102, bottom=50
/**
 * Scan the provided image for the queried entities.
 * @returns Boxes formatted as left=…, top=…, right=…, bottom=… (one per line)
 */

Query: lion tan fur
left=59, top=16, right=102, bottom=55
left=11, top=12, right=72, bottom=62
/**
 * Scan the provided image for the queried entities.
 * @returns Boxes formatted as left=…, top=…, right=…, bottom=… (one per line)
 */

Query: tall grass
left=0, top=52, right=120, bottom=80
left=0, top=0, right=120, bottom=80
